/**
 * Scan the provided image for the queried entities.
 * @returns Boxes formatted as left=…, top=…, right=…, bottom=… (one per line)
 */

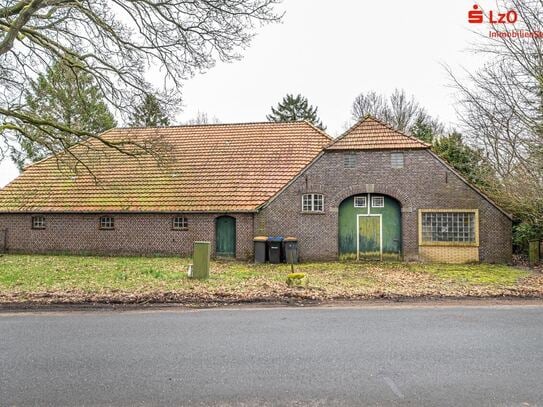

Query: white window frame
left=391, top=152, right=404, bottom=169
left=31, top=215, right=45, bottom=229
left=302, top=194, right=324, bottom=213
left=419, top=209, right=479, bottom=246
left=356, top=214, right=383, bottom=261
left=354, top=196, right=367, bottom=208
left=172, top=216, right=188, bottom=230
left=371, top=196, right=384, bottom=208
left=99, top=216, right=115, bottom=230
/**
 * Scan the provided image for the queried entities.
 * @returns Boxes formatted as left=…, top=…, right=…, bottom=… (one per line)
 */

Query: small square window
left=173, top=216, right=188, bottom=230
left=344, top=153, right=357, bottom=169
left=371, top=196, right=384, bottom=208
left=354, top=196, right=367, bottom=208
left=31, top=216, right=45, bottom=229
left=302, top=194, right=324, bottom=212
left=391, top=152, right=404, bottom=169
left=99, top=216, right=115, bottom=230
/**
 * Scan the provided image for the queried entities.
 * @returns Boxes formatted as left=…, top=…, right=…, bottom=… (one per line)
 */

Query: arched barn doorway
left=338, top=194, right=402, bottom=260
left=215, top=216, right=236, bottom=257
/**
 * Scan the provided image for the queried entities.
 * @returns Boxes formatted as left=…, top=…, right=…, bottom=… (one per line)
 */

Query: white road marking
left=381, top=375, right=405, bottom=399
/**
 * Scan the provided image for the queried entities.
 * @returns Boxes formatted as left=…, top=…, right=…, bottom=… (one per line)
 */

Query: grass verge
left=0, top=254, right=541, bottom=305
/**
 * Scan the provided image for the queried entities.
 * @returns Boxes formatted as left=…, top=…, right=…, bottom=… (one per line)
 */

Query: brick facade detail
left=0, top=213, right=254, bottom=259
left=0, top=150, right=512, bottom=263
left=255, top=149, right=512, bottom=263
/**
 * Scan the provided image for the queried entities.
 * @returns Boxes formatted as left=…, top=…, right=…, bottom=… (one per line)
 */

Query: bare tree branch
left=0, top=0, right=282, bottom=174
left=449, top=0, right=543, bottom=228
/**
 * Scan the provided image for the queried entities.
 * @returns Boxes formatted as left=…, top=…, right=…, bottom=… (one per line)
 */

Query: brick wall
left=0, top=212, right=254, bottom=259
left=256, top=149, right=512, bottom=263
left=0, top=149, right=512, bottom=263
left=419, top=246, right=479, bottom=263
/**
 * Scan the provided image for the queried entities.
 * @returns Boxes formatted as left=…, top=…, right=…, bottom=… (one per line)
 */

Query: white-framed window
left=31, top=215, right=45, bottom=229
left=421, top=211, right=477, bottom=244
left=99, top=216, right=115, bottom=230
left=302, top=194, right=324, bottom=212
left=371, top=196, right=384, bottom=208
left=354, top=196, right=367, bottom=208
left=344, top=152, right=357, bottom=169
left=172, top=216, right=188, bottom=230
left=391, top=152, right=404, bottom=169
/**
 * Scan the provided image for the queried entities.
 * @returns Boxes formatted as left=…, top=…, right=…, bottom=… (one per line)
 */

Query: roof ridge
left=366, top=116, right=430, bottom=148
left=113, top=120, right=311, bottom=131
left=301, top=120, right=334, bottom=141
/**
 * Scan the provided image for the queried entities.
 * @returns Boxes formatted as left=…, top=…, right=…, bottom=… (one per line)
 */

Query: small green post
left=288, top=248, right=294, bottom=274
left=192, top=241, right=210, bottom=279
left=528, top=240, right=540, bottom=266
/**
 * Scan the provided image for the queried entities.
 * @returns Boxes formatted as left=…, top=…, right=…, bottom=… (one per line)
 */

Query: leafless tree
left=0, top=0, right=281, bottom=171
left=351, top=89, right=442, bottom=135
left=185, top=111, right=221, bottom=125
left=448, top=0, right=543, bottom=227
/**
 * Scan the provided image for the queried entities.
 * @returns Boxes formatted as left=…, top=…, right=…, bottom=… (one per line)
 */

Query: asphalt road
left=1, top=305, right=543, bottom=406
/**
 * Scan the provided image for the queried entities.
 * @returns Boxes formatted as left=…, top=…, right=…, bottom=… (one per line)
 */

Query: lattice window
left=173, top=216, right=188, bottom=230
left=421, top=212, right=476, bottom=243
left=31, top=216, right=45, bottom=229
left=391, top=152, right=404, bottom=169
left=344, top=153, right=357, bottom=169
left=354, top=196, right=367, bottom=208
left=99, top=216, right=115, bottom=230
left=302, top=194, right=324, bottom=212
left=371, top=196, right=384, bottom=208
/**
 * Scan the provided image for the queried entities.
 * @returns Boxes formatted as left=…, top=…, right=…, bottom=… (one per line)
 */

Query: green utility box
left=529, top=240, right=540, bottom=266
left=192, top=241, right=211, bottom=279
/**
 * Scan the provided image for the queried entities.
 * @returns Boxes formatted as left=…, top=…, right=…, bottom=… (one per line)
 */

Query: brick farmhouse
left=0, top=117, right=512, bottom=263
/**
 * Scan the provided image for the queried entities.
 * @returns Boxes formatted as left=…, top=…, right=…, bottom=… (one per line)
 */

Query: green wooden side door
left=215, top=216, right=236, bottom=257
left=358, top=216, right=381, bottom=260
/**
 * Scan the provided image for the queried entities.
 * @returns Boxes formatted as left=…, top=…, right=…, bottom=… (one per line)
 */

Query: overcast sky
left=0, top=0, right=492, bottom=187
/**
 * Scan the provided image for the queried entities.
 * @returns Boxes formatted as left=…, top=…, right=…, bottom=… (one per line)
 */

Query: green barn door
left=358, top=216, right=382, bottom=260
left=215, top=216, right=236, bottom=257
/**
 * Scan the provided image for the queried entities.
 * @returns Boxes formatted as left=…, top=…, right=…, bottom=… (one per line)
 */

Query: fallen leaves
left=1, top=254, right=542, bottom=305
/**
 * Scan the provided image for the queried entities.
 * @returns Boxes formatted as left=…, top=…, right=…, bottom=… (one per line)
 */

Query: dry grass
left=0, top=254, right=541, bottom=304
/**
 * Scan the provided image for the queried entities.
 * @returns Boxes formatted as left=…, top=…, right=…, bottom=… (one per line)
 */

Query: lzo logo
left=468, top=4, right=518, bottom=24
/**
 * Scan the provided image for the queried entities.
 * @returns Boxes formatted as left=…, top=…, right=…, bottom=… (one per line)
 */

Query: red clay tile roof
left=326, top=116, right=430, bottom=150
left=0, top=121, right=331, bottom=212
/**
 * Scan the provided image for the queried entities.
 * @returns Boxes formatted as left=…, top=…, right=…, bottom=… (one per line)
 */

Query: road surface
left=1, top=305, right=543, bottom=406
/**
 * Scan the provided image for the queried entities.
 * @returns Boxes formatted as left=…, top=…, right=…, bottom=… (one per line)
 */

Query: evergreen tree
left=12, top=58, right=116, bottom=170
left=128, top=94, right=172, bottom=127
left=432, top=132, right=493, bottom=189
left=267, top=94, right=326, bottom=130
left=410, top=114, right=443, bottom=144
